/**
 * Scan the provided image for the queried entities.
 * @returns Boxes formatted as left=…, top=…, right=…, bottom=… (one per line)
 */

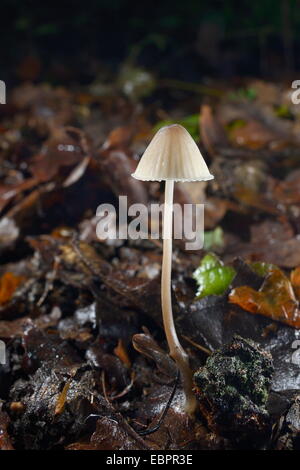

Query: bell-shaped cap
left=132, top=124, right=214, bottom=182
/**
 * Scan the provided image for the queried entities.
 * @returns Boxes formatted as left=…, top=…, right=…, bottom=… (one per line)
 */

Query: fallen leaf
left=200, top=105, right=228, bottom=156
left=0, top=272, right=24, bottom=305
left=291, top=267, right=300, bottom=300
left=229, top=268, right=300, bottom=328
left=88, top=416, right=149, bottom=450
left=114, top=339, right=131, bottom=368
left=230, top=120, right=278, bottom=150
left=30, top=127, right=90, bottom=184
left=54, top=381, right=71, bottom=415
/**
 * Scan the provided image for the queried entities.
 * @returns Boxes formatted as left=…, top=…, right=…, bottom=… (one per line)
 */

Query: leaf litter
left=0, top=78, right=300, bottom=449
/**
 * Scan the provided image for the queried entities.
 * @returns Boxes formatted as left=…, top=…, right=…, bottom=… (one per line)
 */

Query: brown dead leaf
left=54, top=381, right=71, bottom=416
left=114, top=339, right=131, bottom=368
left=227, top=220, right=300, bottom=269
left=230, top=120, right=279, bottom=150
left=102, top=125, right=134, bottom=150
left=291, top=267, right=300, bottom=301
left=87, top=416, right=150, bottom=450
left=200, top=104, right=228, bottom=156
left=30, top=127, right=90, bottom=184
left=0, top=272, right=24, bottom=305
left=273, top=169, right=300, bottom=205
left=97, top=148, right=148, bottom=206
left=229, top=268, right=300, bottom=328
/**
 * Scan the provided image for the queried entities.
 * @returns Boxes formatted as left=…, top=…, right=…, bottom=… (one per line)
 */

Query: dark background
left=0, top=0, right=299, bottom=84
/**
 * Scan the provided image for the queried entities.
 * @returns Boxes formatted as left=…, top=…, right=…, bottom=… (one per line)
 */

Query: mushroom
left=132, top=124, right=214, bottom=414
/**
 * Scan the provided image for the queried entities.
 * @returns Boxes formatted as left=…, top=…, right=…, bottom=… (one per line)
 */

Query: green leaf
left=274, top=105, right=293, bottom=120
left=203, top=227, right=224, bottom=250
left=228, top=87, right=257, bottom=102
left=250, top=261, right=277, bottom=277
left=226, top=119, right=246, bottom=131
left=193, top=253, right=236, bottom=299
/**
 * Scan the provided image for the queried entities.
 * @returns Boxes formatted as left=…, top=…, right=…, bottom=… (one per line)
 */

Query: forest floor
left=0, top=77, right=299, bottom=450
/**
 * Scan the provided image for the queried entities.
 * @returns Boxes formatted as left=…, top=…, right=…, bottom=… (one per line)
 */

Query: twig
left=138, top=368, right=179, bottom=436
left=101, top=370, right=110, bottom=404
left=159, top=79, right=223, bottom=97
left=110, top=372, right=135, bottom=401
left=37, top=256, right=60, bottom=306
left=182, top=335, right=212, bottom=355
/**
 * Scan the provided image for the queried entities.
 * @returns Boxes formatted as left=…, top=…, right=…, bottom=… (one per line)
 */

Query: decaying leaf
left=0, top=272, right=24, bottom=305
left=291, top=267, right=300, bottom=300
left=229, top=267, right=300, bottom=328
left=2, top=78, right=300, bottom=451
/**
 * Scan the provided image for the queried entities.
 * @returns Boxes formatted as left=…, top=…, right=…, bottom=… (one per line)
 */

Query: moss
left=193, top=336, right=274, bottom=442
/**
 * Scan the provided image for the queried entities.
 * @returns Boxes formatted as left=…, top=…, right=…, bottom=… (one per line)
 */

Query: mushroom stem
left=161, top=180, right=197, bottom=416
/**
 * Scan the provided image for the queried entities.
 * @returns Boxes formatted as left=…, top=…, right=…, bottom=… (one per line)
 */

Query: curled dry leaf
left=200, top=104, right=229, bottom=156
left=102, top=125, right=135, bottom=150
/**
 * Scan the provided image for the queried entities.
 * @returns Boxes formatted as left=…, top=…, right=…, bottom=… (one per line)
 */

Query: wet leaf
left=85, top=415, right=150, bottom=450
left=250, top=262, right=276, bottom=277
left=229, top=268, right=300, bottom=328
left=135, top=386, right=199, bottom=449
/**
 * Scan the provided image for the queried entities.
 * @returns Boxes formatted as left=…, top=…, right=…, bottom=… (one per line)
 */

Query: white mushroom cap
left=132, top=124, right=214, bottom=182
